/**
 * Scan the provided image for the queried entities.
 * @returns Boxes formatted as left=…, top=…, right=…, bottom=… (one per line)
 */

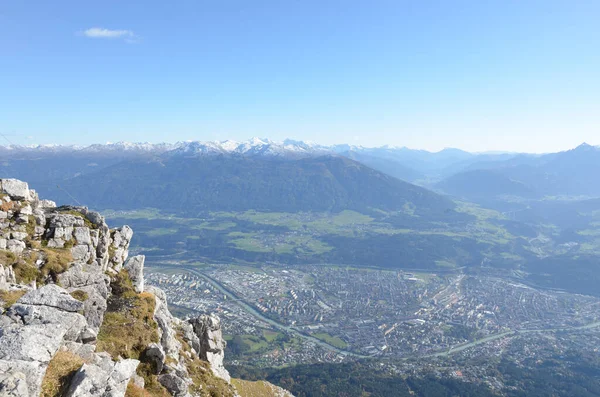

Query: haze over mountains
left=2, top=138, right=598, bottom=202
left=5, top=138, right=600, bottom=396
left=4, top=138, right=600, bottom=270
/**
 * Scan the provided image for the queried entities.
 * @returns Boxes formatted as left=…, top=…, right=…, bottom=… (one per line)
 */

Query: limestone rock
left=0, top=360, right=46, bottom=396
left=73, top=227, right=92, bottom=245
left=8, top=304, right=88, bottom=342
left=0, top=264, right=16, bottom=290
left=18, top=205, right=32, bottom=216
left=124, top=255, right=145, bottom=293
left=143, top=342, right=166, bottom=374
left=0, top=179, right=30, bottom=201
left=17, top=284, right=84, bottom=312
left=0, top=178, right=268, bottom=397
left=79, top=327, right=98, bottom=344
left=6, top=240, right=25, bottom=255
left=71, top=244, right=92, bottom=263
left=58, top=263, right=110, bottom=298
left=0, top=322, right=62, bottom=362
left=189, top=314, right=231, bottom=382
left=109, top=225, right=133, bottom=271
left=58, top=263, right=110, bottom=331
left=85, top=211, right=104, bottom=227
left=38, top=199, right=57, bottom=209
left=62, top=342, right=97, bottom=362
left=158, top=373, right=190, bottom=397
left=0, top=300, right=87, bottom=397
left=10, top=231, right=28, bottom=241
left=65, top=358, right=139, bottom=397
left=96, top=224, right=111, bottom=271
left=146, top=286, right=182, bottom=359
left=0, top=371, right=29, bottom=397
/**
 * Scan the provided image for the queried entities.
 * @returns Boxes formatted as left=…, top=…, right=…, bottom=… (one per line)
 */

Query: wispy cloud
left=81, top=27, right=136, bottom=40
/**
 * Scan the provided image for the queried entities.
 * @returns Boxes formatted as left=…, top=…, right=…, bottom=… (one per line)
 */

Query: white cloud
left=82, top=27, right=135, bottom=39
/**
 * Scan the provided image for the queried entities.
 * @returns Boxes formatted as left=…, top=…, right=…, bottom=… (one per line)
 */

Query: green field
left=104, top=203, right=600, bottom=272
left=312, top=333, right=348, bottom=349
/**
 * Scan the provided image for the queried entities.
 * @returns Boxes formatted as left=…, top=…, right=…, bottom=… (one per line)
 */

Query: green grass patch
left=262, top=330, right=281, bottom=342
left=241, top=335, right=269, bottom=352
left=435, top=260, right=457, bottom=269
left=96, top=272, right=158, bottom=360
left=228, top=232, right=332, bottom=255
left=455, top=201, right=504, bottom=220
left=144, top=228, right=178, bottom=237
left=192, top=221, right=237, bottom=231
left=104, top=208, right=162, bottom=220
left=312, top=332, right=348, bottom=349
left=229, top=235, right=271, bottom=253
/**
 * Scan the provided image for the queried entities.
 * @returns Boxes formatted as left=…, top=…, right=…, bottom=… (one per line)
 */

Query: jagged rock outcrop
left=0, top=285, right=89, bottom=396
left=143, top=343, right=166, bottom=374
left=0, top=179, right=30, bottom=201
left=108, top=225, right=133, bottom=272
left=57, top=263, right=110, bottom=331
left=0, top=264, right=16, bottom=290
left=124, top=254, right=145, bottom=293
left=145, top=285, right=183, bottom=359
left=0, top=178, right=290, bottom=397
left=189, top=314, right=231, bottom=382
left=0, top=179, right=142, bottom=396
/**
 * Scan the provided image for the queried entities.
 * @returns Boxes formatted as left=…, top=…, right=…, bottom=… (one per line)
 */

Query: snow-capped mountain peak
left=165, top=138, right=333, bottom=158
left=0, top=138, right=428, bottom=159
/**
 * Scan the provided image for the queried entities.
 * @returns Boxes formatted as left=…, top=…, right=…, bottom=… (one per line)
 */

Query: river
left=161, top=265, right=600, bottom=361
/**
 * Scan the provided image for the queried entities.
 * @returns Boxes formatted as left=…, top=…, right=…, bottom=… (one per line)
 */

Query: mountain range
left=3, top=139, right=600, bottom=213
left=0, top=137, right=516, bottom=185
left=3, top=138, right=600, bottom=297
left=436, top=143, right=600, bottom=199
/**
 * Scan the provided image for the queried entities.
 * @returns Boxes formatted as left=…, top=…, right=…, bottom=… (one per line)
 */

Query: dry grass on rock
left=40, top=351, right=84, bottom=397
left=125, top=381, right=154, bottom=397
left=97, top=272, right=159, bottom=360
left=0, top=289, right=26, bottom=309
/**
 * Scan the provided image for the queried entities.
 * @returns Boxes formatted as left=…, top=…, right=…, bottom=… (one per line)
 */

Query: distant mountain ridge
left=45, top=155, right=456, bottom=215
left=436, top=143, right=600, bottom=199
left=2, top=138, right=521, bottom=185
left=0, top=137, right=522, bottom=160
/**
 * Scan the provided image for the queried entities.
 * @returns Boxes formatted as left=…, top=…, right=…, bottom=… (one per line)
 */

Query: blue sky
left=1, top=0, right=598, bottom=152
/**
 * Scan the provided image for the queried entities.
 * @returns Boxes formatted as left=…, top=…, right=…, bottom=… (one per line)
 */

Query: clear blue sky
left=1, top=0, right=598, bottom=152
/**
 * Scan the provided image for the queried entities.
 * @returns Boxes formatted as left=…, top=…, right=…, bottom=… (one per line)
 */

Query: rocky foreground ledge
left=0, top=179, right=292, bottom=397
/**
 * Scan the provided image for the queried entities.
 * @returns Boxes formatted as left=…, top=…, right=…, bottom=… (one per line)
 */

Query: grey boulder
left=65, top=358, right=139, bottom=397
left=17, top=284, right=84, bottom=313
left=124, top=255, right=145, bottom=293
left=0, top=179, right=30, bottom=201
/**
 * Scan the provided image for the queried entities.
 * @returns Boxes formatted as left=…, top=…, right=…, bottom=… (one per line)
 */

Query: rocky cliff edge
left=0, top=178, right=290, bottom=397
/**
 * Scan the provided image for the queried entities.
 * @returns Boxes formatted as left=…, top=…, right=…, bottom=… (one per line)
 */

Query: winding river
left=160, top=265, right=600, bottom=361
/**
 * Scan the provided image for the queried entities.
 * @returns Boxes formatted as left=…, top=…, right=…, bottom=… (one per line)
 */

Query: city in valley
left=145, top=261, right=600, bottom=382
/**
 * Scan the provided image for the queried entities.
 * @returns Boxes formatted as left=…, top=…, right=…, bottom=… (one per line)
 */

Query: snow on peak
left=168, top=138, right=331, bottom=158
left=0, top=138, right=421, bottom=159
